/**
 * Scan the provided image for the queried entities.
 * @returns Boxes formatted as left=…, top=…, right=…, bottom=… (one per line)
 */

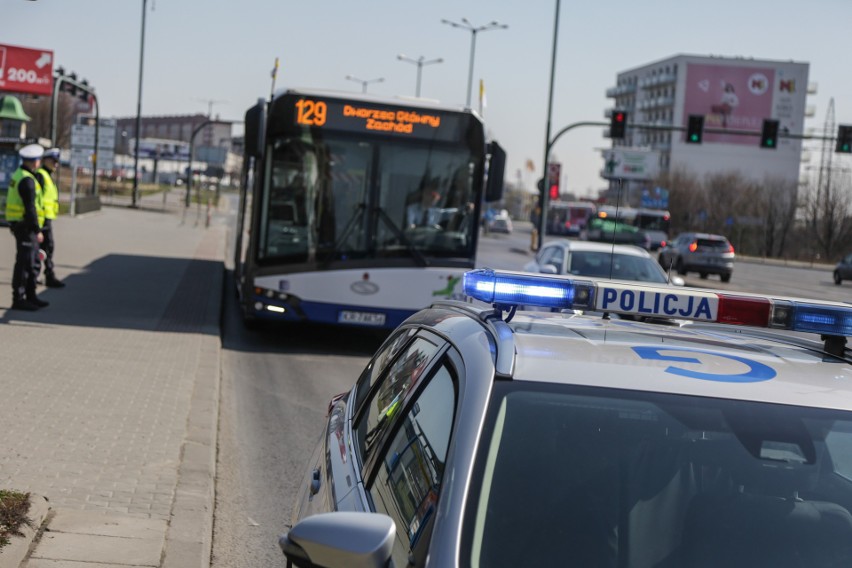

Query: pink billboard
left=683, top=63, right=775, bottom=145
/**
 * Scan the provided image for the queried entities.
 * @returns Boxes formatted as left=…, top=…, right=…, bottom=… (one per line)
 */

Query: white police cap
left=44, top=147, right=61, bottom=160
left=19, top=144, right=44, bottom=160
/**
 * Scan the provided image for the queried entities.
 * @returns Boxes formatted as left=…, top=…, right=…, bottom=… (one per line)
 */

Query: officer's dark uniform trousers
left=38, top=218, right=55, bottom=277
left=11, top=222, right=39, bottom=301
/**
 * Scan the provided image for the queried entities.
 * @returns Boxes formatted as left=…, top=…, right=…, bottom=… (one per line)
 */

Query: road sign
left=70, top=148, right=115, bottom=170
left=71, top=124, right=116, bottom=150
left=0, top=43, right=54, bottom=96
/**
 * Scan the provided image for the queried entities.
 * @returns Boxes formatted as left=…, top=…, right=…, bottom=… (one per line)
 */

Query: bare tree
left=812, top=170, right=852, bottom=259
left=21, top=93, right=77, bottom=147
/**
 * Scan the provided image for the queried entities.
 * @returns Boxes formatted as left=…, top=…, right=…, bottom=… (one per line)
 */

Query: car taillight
left=689, top=242, right=698, bottom=252
left=564, top=221, right=572, bottom=229
left=661, top=240, right=667, bottom=248
left=728, top=243, right=735, bottom=253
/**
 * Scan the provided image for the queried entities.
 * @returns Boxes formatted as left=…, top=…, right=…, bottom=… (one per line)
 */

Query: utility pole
left=194, top=98, right=228, bottom=118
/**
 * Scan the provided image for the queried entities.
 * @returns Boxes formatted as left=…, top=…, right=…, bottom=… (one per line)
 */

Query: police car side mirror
left=669, top=275, right=686, bottom=287
left=540, top=264, right=559, bottom=275
left=279, top=512, right=396, bottom=568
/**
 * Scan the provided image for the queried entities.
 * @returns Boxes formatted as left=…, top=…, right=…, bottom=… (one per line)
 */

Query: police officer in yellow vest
left=6, top=144, right=49, bottom=310
left=36, top=147, right=65, bottom=288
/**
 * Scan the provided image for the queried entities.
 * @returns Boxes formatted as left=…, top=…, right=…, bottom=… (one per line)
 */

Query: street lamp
left=132, top=0, right=149, bottom=208
left=440, top=17, right=507, bottom=108
left=397, top=54, right=443, bottom=98
left=536, top=0, right=561, bottom=252
left=345, top=75, right=384, bottom=94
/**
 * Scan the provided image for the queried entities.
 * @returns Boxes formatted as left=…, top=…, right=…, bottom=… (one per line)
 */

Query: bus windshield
left=634, top=209, right=671, bottom=234
left=259, top=134, right=480, bottom=264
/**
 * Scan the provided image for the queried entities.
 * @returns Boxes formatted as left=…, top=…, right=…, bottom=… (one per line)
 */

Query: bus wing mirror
left=244, top=98, right=266, bottom=159
left=485, top=140, right=506, bottom=203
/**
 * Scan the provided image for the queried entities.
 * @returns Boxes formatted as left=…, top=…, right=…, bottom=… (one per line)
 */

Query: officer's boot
left=45, top=272, right=65, bottom=288
left=11, top=295, right=39, bottom=311
left=26, top=286, right=49, bottom=308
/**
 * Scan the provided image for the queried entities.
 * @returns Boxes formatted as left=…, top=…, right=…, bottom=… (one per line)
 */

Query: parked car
left=524, top=239, right=684, bottom=286
left=658, top=232, right=735, bottom=282
left=280, top=269, right=852, bottom=568
left=835, top=253, right=852, bottom=285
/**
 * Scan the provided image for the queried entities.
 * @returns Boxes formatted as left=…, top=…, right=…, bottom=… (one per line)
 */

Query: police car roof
left=505, top=310, right=852, bottom=411
left=421, top=269, right=852, bottom=413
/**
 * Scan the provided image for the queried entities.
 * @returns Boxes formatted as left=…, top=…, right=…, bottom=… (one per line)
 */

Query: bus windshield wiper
left=321, top=203, right=366, bottom=266
left=374, top=207, right=430, bottom=267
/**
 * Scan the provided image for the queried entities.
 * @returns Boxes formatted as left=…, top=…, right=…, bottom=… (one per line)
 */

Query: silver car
left=524, top=239, right=684, bottom=286
left=658, top=232, right=735, bottom=282
left=280, top=270, right=852, bottom=568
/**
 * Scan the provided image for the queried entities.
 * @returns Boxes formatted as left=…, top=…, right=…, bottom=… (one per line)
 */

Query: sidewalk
left=0, top=190, right=226, bottom=567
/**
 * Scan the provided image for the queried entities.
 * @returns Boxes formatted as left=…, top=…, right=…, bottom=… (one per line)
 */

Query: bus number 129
left=295, top=99, right=327, bottom=127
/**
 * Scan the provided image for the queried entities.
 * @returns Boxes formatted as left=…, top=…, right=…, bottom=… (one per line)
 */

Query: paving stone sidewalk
left=0, top=192, right=226, bottom=567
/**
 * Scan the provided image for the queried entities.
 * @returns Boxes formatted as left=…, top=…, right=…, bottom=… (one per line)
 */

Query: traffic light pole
left=534, top=120, right=840, bottom=251
left=536, top=0, right=560, bottom=253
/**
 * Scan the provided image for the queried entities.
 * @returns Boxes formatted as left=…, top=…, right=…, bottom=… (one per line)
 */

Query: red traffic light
left=610, top=110, right=628, bottom=139
left=549, top=184, right=559, bottom=200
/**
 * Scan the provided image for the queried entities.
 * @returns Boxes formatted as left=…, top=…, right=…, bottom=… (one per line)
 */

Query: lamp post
left=131, top=0, right=148, bottom=208
left=345, top=75, right=384, bottom=94
left=440, top=18, right=507, bottom=108
left=536, top=0, right=561, bottom=252
left=396, top=54, right=443, bottom=98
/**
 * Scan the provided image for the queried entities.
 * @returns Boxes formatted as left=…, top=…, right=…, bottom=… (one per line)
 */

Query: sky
left=4, top=0, right=852, bottom=197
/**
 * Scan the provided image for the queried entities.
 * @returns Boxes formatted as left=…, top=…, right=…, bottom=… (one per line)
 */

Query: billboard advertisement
left=0, top=43, right=54, bottom=96
left=600, top=148, right=659, bottom=180
left=683, top=63, right=775, bottom=146
left=130, top=138, right=191, bottom=161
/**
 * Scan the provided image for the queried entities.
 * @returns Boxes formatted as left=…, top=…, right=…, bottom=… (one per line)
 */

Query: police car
left=280, top=269, right=852, bottom=568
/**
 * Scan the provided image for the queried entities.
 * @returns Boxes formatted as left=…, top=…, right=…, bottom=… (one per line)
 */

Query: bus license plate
left=339, top=311, right=386, bottom=326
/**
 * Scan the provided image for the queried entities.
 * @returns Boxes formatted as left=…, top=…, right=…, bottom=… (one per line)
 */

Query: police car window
left=369, top=363, right=456, bottom=568
left=464, top=383, right=852, bottom=568
left=355, top=336, right=440, bottom=463
left=353, top=327, right=417, bottom=413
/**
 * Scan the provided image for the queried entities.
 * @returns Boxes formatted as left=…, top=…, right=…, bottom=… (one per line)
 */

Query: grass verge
left=0, top=490, right=32, bottom=551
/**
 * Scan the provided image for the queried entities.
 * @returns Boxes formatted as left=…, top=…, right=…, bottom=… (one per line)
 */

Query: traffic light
left=760, top=119, right=779, bottom=149
left=547, top=162, right=561, bottom=201
left=686, top=114, right=704, bottom=144
left=610, top=110, right=627, bottom=139
left=836, top=125, right=852, bottom=153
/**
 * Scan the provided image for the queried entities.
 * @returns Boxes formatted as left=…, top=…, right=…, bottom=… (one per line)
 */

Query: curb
left=161, top=226, right=225, bottom=567
left=0, top=495, right=50, bottom=568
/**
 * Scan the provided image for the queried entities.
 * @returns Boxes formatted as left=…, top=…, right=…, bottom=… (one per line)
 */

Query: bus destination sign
left=293, top=97, right=464, bottom=141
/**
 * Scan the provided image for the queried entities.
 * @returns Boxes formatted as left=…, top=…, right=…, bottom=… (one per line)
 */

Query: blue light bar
left=462, top=269, right=852, bottom=340
left=790, top=302, right=852, bottom=336
left=463, top=269, right=580, bottom=309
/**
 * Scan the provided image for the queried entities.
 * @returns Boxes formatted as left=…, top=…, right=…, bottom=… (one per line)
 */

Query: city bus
left=234, top=88, right=505, bottom=328
left=545, top=200, right=596, bottom=236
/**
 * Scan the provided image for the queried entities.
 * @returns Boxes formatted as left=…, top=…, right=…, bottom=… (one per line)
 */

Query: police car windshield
left=464, top=382, right=852, bottom=567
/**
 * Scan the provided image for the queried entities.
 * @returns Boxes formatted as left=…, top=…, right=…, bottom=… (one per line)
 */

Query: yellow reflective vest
left=37, top=167, right=59, bottom=220
left=6, top=168, right=45, bottom=227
